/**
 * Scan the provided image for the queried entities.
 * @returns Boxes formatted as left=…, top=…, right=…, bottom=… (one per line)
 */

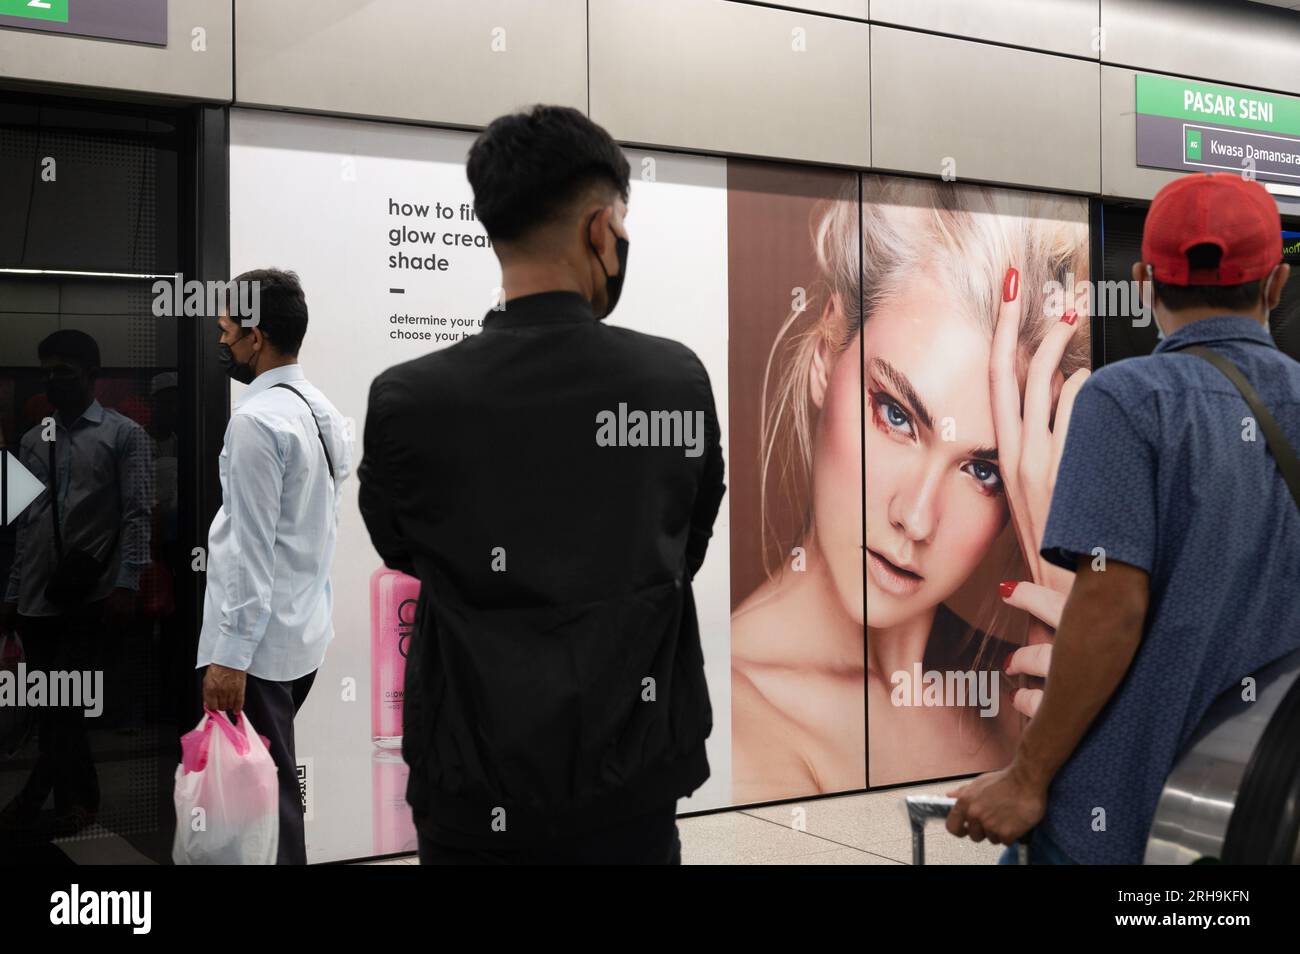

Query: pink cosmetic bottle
left=370, top=566, right=420, bottom=749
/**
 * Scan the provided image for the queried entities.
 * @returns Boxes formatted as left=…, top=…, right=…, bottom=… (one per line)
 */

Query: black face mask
left=44, top=372, right=84, bottom=408
left=589, top=214, right=630, bottom=319
left=218, top=341, right=256, bottom=385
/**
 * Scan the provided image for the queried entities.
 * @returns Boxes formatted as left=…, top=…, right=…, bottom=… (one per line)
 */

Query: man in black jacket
left=358, top=105, right=725, bottom=865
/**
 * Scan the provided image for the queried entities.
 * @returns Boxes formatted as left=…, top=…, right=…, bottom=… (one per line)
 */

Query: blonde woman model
left=731, top=175, right=1089, bottom=802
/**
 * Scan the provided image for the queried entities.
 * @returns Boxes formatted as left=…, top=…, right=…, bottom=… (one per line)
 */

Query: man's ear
left=1132, top=260, right=1155, bottom=313
left=1266, top=263, right=1291, bottom=309
left=586, top=205, right=610, bottom=252
left=809, top=299, right=836, bottom=411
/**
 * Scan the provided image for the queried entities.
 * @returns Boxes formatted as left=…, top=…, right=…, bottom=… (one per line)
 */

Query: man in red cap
left=948, top=172, right=1298, bottom=864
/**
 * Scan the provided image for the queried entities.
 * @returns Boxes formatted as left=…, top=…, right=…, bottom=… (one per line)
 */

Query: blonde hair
left=760, top=175, right=1089, bottom=665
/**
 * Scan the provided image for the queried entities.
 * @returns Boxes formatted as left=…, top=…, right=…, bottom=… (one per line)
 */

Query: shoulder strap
left=1184, top=346, right=1300, bottom=510
left=271, top=382, right=335, bottom=482
left=47, top=436, right=63, bottom=558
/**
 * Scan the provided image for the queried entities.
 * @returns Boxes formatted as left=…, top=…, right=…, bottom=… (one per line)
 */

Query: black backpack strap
left=1184, top=346, right=1300, bottom=510
left=271, top=383, right=335, bottom=482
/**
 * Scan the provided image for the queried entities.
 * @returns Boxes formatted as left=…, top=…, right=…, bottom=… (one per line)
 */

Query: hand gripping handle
left=904, top=795, right=1029, bottom=865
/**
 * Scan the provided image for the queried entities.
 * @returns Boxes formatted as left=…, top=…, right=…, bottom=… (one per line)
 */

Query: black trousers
left=15, top=607, right=104, bottom=817
left=229, top=669, right=316, bottom=865
left=416, top=803, right=682, bottom=865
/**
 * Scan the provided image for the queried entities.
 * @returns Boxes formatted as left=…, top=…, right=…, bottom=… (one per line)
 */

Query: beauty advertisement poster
left=727, top=166, right=1089, bottom=799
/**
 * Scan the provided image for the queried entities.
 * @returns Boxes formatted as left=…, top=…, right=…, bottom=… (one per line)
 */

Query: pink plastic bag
left=172, top=710, right=279, bottom=865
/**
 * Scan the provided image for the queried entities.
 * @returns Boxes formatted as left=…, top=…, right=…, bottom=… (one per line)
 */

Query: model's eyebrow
left=869, top=358, right=999, bottom=458
left=869, top=358, right=933, bottom=432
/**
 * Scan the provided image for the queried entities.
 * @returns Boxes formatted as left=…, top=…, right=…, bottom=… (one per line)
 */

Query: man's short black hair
left=234, top=267, right=308, bottom=356
left=38, top=329, right=101, bottom=373
left=467, top=105, right=630, bottom=242
left=1154, top=243, right=1263, bottom=313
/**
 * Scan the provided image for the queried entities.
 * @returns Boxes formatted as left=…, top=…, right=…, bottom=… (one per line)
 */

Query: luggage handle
left=905, top=795, right=1029, bottom=865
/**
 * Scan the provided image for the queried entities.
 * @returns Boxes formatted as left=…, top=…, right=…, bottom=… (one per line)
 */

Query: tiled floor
left=363, top=780, right=1006, bottom=866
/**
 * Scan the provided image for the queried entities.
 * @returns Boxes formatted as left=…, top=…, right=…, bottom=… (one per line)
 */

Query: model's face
left=811, top=277, right=1009, bottom=628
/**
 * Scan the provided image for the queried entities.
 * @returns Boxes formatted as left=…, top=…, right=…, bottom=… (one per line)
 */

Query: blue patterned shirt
left=1039, top=314, right=1300, bottom=864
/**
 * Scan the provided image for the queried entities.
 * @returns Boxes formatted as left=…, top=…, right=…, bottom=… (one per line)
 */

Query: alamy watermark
left=0, top=666, right=103, bottom=717
left=1043, top=272, right=1154, bottom=327
left=890, top=664, right=1000, bottom=718
left=151, top=274, right=260, bottom=327
left=595, top=404, right=706, bottom=458
left=50, top=884, right=150, bottom=934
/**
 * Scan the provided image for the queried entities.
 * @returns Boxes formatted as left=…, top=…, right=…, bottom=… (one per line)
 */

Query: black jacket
left=359, top=291, right=725, bottom=844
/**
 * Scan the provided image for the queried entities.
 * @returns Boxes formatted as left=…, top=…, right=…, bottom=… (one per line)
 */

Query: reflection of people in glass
left=0, top=330, right=152, bottom=841
left=731, top=177, right=1089, bottom=801
left=148, top=371, right=179, bottom=549
left=142, top=371, right=181, bottom=716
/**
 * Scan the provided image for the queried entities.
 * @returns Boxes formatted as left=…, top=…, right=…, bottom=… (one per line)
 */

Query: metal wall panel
left=727, top=0, right=869, bottom=18
left=0, top=0, right=232, bottom=101
left=872, top=0, right=1099, bottom=57
left=590, top=0, right=870, bottom=166
left=234, top=0, right=586, bottom=126
left=1102, top=0, right=1300, bottom=96
left=870, top=26, right=1100, bottom=192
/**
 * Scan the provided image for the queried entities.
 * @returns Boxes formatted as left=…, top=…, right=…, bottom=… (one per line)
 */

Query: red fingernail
left=1060, top=308, right=1078, bottom=326
left=998, top=580, right=1017, bottom=599
left=1003, top=652, right=1015, bottom=673
left=1003, top=267, right=1019, bottom=302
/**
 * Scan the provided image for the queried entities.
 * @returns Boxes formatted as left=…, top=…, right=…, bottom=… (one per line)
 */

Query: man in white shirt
left=197, top=268, right=352, bottom=865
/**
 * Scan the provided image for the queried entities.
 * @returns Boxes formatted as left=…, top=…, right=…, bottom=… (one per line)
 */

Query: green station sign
left=1136, top=74, right=1300, bottom=185
left=0, top=0, right=69, bottom=23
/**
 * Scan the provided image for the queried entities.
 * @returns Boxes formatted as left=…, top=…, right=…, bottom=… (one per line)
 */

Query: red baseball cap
left=1142, top=173, right=1282, bottom=286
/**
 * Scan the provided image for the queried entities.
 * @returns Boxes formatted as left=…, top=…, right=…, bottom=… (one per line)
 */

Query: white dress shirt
left=197, top=364, right=352, bottom=682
